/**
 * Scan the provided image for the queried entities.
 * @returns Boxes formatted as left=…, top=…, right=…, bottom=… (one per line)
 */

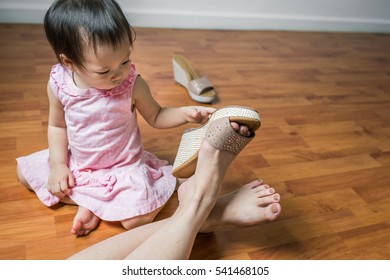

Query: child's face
left=74, top=41, right=132, bottom=90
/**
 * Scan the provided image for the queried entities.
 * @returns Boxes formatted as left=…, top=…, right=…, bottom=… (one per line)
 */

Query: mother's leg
left=68, top=121, right=249, bottom=260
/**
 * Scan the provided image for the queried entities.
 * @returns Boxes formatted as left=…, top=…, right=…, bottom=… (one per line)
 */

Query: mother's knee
left=121, top=209, right=160, bottom=230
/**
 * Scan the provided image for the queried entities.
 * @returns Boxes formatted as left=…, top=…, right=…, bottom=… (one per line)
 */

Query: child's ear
left=59, top=54, right=75, bottom=71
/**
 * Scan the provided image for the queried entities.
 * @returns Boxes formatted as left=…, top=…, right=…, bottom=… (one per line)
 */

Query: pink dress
left=16, top=64, right=176, bottom=221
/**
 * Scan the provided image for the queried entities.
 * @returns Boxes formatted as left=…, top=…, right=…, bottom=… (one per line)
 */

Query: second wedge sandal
left=172, top=54, right=217, bottom=103
left=172, top=106, right=261, bottom=178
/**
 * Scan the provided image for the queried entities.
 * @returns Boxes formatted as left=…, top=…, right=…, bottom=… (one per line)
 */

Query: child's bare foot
left=200, top=179, right=281, bottom=232
left=71, top=206, right=100, bottom=236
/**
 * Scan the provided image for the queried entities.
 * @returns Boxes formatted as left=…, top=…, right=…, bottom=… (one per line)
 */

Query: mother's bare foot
left=71, top=206, right=100, bottom=236
left=200, top=179, right=281, bottom=232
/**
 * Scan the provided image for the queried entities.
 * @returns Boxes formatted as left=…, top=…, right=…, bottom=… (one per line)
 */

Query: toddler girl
left=16, top=0, right=214, bottom=236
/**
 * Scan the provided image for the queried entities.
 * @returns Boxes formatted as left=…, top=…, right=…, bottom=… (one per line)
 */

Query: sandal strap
left=205, top=118, right=254, bottom=155
left=188, top=76, right=213, bottom=95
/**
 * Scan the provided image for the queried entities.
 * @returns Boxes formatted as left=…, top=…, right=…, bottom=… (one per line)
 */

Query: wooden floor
left=0, top=24, right=389, bottom=260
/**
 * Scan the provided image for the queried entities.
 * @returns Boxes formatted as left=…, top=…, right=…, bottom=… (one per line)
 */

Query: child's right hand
left=47, top=164, right=74, bottom=198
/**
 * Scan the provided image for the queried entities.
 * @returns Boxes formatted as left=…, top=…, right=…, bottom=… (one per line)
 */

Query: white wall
left=0, top=0, right=389, bottom=33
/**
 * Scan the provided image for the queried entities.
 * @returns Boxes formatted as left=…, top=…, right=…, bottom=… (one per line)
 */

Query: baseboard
left=1, top=4, right=389, bottom=33
left=125, top=9, right=390, bottom=33
left=0, top=4, right=46, bottom=25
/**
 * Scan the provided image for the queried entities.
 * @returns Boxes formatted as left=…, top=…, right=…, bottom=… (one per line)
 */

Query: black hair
left=44, top=0, right=135, bottom=69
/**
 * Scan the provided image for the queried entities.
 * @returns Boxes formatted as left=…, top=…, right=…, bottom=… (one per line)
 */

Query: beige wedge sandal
left=172, top=54, right=217, bottom=103
left=172, top=106, right=261, bottom=178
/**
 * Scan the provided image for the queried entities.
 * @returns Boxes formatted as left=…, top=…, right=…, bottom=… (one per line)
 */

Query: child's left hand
left=183, top=106, right=216, bottom=124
